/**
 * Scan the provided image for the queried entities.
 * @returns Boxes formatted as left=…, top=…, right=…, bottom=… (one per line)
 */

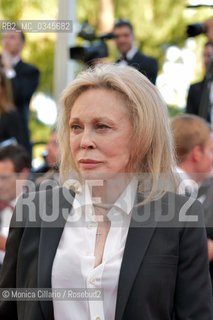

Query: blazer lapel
left=115, top=195, right=161, bottom=320
left=37, top=187, right=74, bottom=320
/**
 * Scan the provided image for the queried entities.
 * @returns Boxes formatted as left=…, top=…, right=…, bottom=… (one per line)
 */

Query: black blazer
left=10, top=60, right=39, bottom=154
left=186, top=79, right=211, bottom=122
left=11, top=60, right=40, bottom=119
left=0, top=187, right=212, bottom=319
left=198, top=177, right=213, bottom=291
left=0, top=110, right=28, bottom=150
left=117, top=50, right=158, bottom=84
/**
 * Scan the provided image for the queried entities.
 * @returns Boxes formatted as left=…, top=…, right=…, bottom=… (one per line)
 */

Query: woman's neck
left=86, top=174, right=133, bottom=206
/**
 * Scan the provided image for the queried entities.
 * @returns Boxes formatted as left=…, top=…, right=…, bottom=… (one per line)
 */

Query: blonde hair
left=171, top=114, right=210, bottom=165
left=58, top=64, right=176, bottom=202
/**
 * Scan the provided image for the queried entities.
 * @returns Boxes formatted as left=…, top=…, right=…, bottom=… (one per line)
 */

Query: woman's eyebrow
left=69, top=117, right=80, bottom=122
left=92, top=117, right=115, bottom=125
left=70, top=117, right=115, bottom=126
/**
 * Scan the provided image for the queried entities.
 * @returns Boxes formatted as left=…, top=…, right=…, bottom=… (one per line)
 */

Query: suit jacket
left=11, top=60, right=40, bottom=119
left=0, top=110, right=27, bottom=151
left=0, top=187, right=212, bottom=319
left=198, top=176, right=213, bottom=291
left=117, top=50, right=158, bottom=85
left=10, top=60, right=40, bottom=154
left=186, top=79, right=211, bottom=122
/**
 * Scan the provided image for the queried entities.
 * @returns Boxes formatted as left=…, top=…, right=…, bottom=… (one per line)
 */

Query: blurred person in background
left=171, top=114, right=212, bottom=186
left=195, top=132, right=213, bottom=292
left=0, top=68, right=26, bottom=150
left=31, top=129, right=60, bottom=186
left=1, top=28, right=40, bottom=155
left=186, top=42, right=213, bottom=125
left=171, top=114, right=213, bottom=292
left=45, top=129, right=60, bottom=171
left=113, top=19, right=158, bottom=84
left=0, top=144, right=30, bottom=268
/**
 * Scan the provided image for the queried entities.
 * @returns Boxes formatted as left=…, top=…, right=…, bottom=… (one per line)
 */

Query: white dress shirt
left=52, top=178, right=138, bottom=320
left=5, top=56, right=20, bottom=79
left=176, top=166, right=199, bottom=197
left=117, top=47, right=138, bottom=67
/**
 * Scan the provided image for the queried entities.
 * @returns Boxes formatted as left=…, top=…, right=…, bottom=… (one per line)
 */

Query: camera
left=70, top=23, right=114, bottom=66
left=187, top=23, right=208, bottom=37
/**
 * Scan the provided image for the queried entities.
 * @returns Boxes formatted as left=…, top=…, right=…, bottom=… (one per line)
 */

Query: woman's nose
left=80, top=129, right=96, bottom=149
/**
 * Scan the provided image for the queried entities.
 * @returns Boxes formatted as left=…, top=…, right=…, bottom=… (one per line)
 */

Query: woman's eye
left=96, top=123, right=110, bottom=130
left=70, top=124, right=82, bottom=131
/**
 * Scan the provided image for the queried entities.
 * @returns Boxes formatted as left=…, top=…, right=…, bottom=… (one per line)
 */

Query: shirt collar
left=126, top=47, right=137, bottom=60
left=119, top=47, right=137, bottom=61
left=11, top=56, right=21, bottom=66
left=119, top=47, right=138, bottom=61
left=112, top=177, right=138, bottom=215
left=176, top=166, right=190, bottom=180
left=176, top=166, right=200, bottom=194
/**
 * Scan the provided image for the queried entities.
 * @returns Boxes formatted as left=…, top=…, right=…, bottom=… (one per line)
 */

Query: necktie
left=117, top=55, right=129, bottom=63
left=122, top=54, right=129, bottom=62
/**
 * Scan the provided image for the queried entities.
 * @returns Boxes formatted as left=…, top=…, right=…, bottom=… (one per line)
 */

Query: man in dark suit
left=171, top=114, right=213, bottom=293
left=31, top=129, right=60, bottom=186
left=1, top=29, right=40, bottom=154
left=0, top=144, right=31, bottom=269
left=113, top=20, right=158, bottom=84
left=186, top=41, right=213, bottom=123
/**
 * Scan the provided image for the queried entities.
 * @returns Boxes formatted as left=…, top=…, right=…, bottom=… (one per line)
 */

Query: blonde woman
left=0, top=64, right=212, bottom=319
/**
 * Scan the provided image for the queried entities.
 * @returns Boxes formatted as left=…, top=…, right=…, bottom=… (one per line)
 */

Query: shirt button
left=87, top=207, right=93, bottom=216
left=86, top=251, right=92, bottom=256
left=95, top=317, right=101, bottom=320
left=85, top=208, right=91, bottom=217
left=88, top=222, right=96, bottom=229
left=89, top=277, right=96, bottom=284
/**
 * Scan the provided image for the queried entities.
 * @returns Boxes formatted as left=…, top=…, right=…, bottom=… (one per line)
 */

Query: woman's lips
left=78, top=159, right=103, bottom=169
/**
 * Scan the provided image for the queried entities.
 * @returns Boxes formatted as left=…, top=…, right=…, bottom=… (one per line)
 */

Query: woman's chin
left=79, top=170, right=111, bottom=181
left=79, top=170, right=132, bottom=182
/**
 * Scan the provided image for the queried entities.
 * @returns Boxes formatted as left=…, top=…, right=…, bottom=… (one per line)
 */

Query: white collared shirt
left=51, top=178, right=138, bottom=320
left=5, top=56, right=20, bottom=79
left=117, top=47, right=138, bottom=67
left=176, top=166, right=199, bottom=197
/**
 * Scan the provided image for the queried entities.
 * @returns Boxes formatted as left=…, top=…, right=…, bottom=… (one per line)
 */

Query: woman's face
left=69, top=88, right=133, bottom=177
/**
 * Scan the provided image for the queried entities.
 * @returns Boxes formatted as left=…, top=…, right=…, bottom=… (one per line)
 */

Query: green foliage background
left=77, top=0, right=213, bottom=69
left=0, top=0, right=213, bottom=158
left=76, top=0, right=213, bottom=115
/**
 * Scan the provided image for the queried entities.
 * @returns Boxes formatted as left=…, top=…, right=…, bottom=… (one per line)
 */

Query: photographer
left=113, top=20, right=158, bottom=84
left=186, top=19, right=213, bottom=126
left=186, top=41, right=213, bottom=123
